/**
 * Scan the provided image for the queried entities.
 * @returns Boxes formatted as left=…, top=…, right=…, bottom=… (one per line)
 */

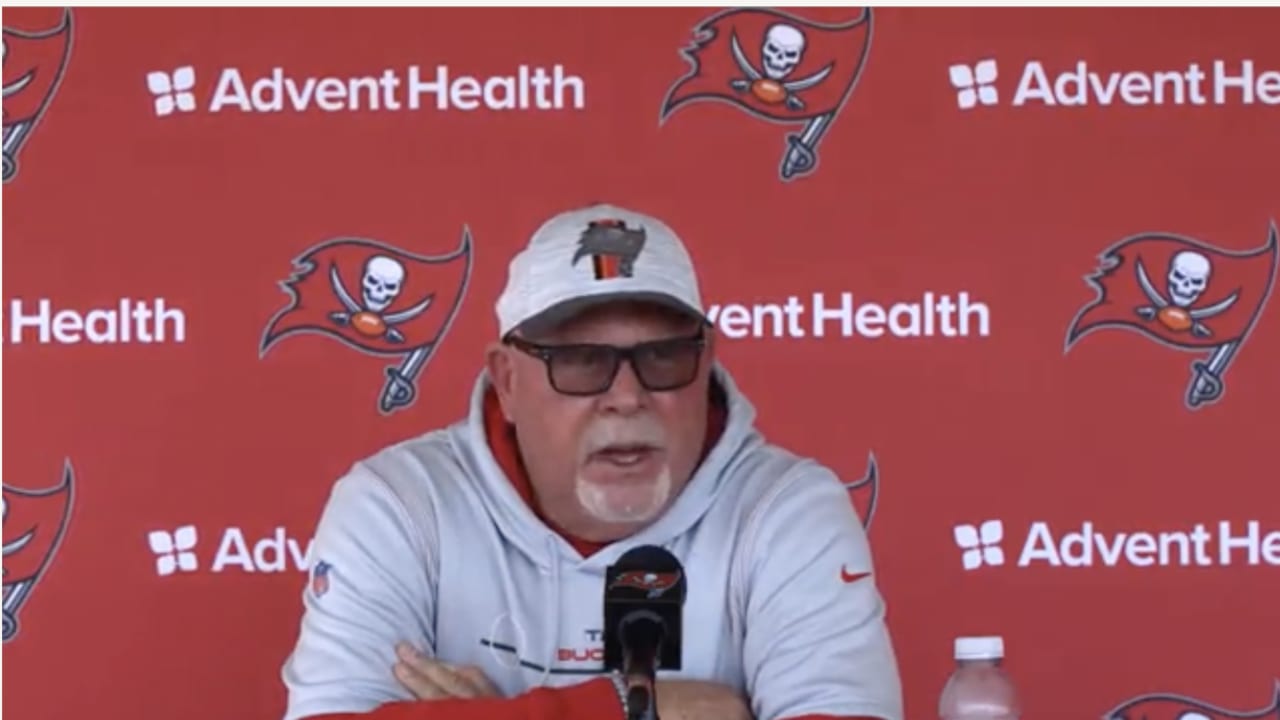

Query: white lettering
left=1258, top=69, right=1280, bottom=105
left=1124, top=532, right=1157, bottom=566
left=211, top=528, right=254, bottom=572
left=1015, top=521, right=1270, bottom=569
left=1215, top=60, right=1254, bottom=104
left=288, top=537, right=315, bottom=571
left=1185, top=64, right=1209, bottom=105
left=1059, top=522, right=1096, bottom=567
left=1013, top=60, right=1256, bottom=107
left=1118, top=72, right=1151, bottom=104
left=812, top=292, right=853, bottom=338
left=210, top=68, right=405, bottom=112
left=314, top=78, right=346, bottom=111
left=936, top=292, right=990, bottom=337
left=1018, top=522, right=1062, bottom=566
left=209, top=68, right=252, bottom=112
left=1220, top=520, right=1262, bottom=565
left=705, top=298, right=806, bottom=339
left=408, top=64, right=584, bottom=111
left=253, top=527, right=289, bottom=573
left=704, top=293, right=987, bottom=339
left=1190, top=524, right=1214, bottom=566
left=210, top=528, right=312, bottom=572
left=854, top=301, right=885, bottom=338
left=887, top=301, right=920, bottom=337
left=8, top=299, right=52, bottom=343
left=6, top=299, right=184, bottom=344
left=1264, top=530, right=1280, bottom=565
left=1013, top=61, right=1055, bottom=106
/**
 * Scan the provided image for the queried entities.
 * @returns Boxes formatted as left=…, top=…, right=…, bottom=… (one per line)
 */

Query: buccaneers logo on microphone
left=3, top=7, right=73, bottom=183
left=659, top=7, right=872, bottom=182
left=3, top=460, right=75, bottom=643
left=1106, top=682, right=1280, bottom=719
left=609, top=570, right=682, bottom=598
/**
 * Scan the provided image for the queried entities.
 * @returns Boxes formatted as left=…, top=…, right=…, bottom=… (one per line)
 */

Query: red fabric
left=295, top=677, right=622, bottom=720
left=482, top=384, right=728, bottom=558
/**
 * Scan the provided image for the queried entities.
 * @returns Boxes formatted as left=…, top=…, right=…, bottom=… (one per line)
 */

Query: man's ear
left=484, top=342, right=517, bottom=423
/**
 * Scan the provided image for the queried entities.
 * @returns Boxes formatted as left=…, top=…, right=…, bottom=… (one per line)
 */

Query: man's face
left=487, top=301, right=714, bottom=544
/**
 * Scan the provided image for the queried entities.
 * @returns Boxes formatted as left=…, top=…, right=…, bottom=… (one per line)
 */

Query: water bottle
left=938, top=635, right=1022, bottom=720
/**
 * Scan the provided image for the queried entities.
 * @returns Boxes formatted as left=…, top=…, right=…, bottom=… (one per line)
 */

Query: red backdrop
left=4, top=6, right=1278, bottom=720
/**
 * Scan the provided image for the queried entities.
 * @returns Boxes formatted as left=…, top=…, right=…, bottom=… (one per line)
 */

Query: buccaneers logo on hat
left=260, top=229, right=473, bottom=415
left=1105, top=683, right=1280, bottom=719
left=1065, top=223, right=1278, bottom=410
left=3, top=460, right=75, bottom=643
left=573, top=219, right=646, bottom=280
left=3, top=7, right=73, bottom=183
left=659, top=7, right=872, bottom=182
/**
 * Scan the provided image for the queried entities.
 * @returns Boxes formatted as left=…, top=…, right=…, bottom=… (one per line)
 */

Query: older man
left=280, top=203, right=904, bottom=720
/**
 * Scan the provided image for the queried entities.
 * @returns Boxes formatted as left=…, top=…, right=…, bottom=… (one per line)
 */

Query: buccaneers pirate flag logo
left=659, top=7, right=872, bottom=181
left=1106, top=683, right=1280, bottom=719
left=1065, top=223, right=1279, bottom=410
left=3, top=460, right=75, bottom=643
left=260, top=228, right=473, bottom=415
left=3, top=7, right=73, bottom=183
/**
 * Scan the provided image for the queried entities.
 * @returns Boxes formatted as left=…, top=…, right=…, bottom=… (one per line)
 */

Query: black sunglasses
left=504, top=328, right=707, bottom=396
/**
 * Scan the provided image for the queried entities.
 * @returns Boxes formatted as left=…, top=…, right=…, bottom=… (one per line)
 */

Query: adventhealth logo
left=954, top=519, right=1280, bottom=569
left=949, top=58, right=1280, bottom=108
left=147, top=525, right=314, bottom=575
left=145, top=63, right=586, bottom=116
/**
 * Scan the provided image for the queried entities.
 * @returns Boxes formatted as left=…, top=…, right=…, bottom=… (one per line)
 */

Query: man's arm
left=738, top=461, right=905, bottom=720
left=280, top=463, right=626, bottom=720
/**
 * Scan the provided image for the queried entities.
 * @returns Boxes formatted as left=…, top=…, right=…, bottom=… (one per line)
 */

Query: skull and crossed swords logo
left=728, top=23, right=832, bottom=111
left=1134, top=250, right=1238, bottom=337
left=327, top=255, right=432, bottom=344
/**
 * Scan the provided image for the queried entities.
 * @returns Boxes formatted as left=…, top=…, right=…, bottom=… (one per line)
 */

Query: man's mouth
left=591, top=444, right=658, bottom=468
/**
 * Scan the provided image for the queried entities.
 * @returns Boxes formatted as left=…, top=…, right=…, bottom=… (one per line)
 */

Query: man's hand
left=393, top=642, right=501, bottom=700
left=655, top=679, right=753, bottom=720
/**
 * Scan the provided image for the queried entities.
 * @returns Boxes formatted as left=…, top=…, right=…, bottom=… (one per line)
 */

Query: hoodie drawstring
left=540, top=536, right=560, bottom=687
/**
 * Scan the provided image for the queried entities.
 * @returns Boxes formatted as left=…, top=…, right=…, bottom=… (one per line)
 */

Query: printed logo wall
left=3, top=6, right=1278, bottom=720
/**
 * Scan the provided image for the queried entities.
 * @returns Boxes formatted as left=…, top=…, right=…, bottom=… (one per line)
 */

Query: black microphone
left=603, top=545, right=686, bottom=720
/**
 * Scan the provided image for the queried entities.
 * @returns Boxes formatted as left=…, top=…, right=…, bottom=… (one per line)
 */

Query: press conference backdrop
left=3, top=5, right=1278, bottom=720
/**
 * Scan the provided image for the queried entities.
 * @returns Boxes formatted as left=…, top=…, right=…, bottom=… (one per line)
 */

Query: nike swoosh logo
left=840, top=565, right=869, bottom=584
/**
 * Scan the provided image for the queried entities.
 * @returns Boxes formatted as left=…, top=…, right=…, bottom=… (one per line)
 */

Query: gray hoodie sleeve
left=279, top=464, right=438, bottom=720
left=738, top=462, right=905, bottom=720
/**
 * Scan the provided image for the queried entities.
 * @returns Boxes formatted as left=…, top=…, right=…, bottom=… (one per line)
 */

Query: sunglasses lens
left=548, top=345, right=620, bottom=394
left=633, top=339, right=702, bottom=390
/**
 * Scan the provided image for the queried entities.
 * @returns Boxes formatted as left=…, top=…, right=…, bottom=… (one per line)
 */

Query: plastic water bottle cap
left=955, top=635, right=1005, bottom=660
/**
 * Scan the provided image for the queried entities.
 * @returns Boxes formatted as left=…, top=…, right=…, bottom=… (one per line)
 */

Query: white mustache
left=580, top=417, right=667, bottom=458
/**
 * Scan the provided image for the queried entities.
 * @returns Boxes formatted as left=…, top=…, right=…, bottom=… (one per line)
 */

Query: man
left=280, top=203, right=904, bottom=720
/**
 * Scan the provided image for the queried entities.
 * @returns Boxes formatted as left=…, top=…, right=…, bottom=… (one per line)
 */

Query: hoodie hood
left=445, top=360, right=760, bottom=687
left=450, top=360, right=760, bottom=572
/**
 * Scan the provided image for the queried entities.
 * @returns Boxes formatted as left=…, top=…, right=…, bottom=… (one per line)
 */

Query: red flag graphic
left=2, top=8, right=73, bottom=127
left=1106, top=684, right=1280, bottom=720
left=261, top=231, right=472, bottom=357
left=2, top=464, right=73, bottom=587
left=660, top=7, right=871, bottom=124
left=1066, top=226, right=1279, bottom=352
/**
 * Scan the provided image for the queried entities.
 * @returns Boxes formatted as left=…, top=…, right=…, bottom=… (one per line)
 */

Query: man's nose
left=598, top=359, right=647, bottom=414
